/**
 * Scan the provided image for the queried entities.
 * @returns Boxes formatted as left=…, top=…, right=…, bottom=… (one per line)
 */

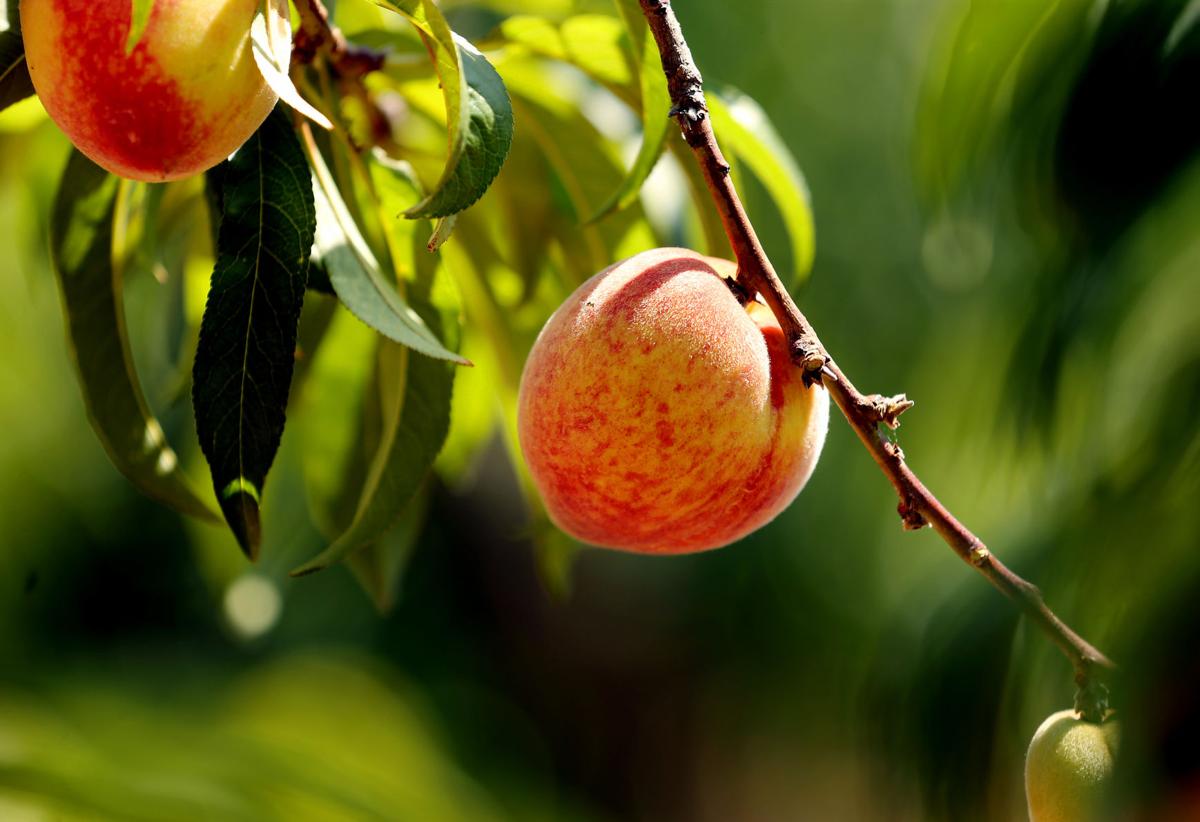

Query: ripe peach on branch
left=518, top=247, right=829, bottom=553
left=21, top=0, right=276, bottom=181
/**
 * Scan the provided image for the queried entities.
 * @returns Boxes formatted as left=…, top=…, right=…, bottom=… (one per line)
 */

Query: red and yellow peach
left=21, top=0, right=276, bottom=181
left=518, top=247, right=829, bottom=554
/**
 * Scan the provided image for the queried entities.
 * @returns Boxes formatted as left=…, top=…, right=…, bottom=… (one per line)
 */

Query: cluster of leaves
left=0, top=0, right=813, bottom=606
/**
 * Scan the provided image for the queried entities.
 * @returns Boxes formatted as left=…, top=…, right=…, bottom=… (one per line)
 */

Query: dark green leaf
left=301, top=133, right=466, bottom=363
left=375, top=0, right=513, bottom=219
left=586, top=0, right=671, bottom=222
left=192, top=107, right=315, bottom=559
left=402, top=35, right=512, bottom=219
left=292, top=166, right=460, bottom=576
left=0, top=2, right=33, bottom=113
left=50, top=150, right=217, bottom=522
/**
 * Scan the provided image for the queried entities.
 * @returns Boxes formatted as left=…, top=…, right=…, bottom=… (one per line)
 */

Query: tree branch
left=637, top=0, right=1115, bottom=719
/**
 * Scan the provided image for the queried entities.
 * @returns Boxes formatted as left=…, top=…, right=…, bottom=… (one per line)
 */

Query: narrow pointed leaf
left=300, top=129, right=467, bottom=363
left=192, top=107, right=315, bottom=558
left=292, top=168, right=459, bottom=577
left=586, top=0, right=671, bottom=222
left=250, top=0, right=333, bottom=129
left=709, top=89, right=816, bottom=282
left=374, top=0, right=513, bottom=219
left=347, top=483, right=430, bottom=612
left=402, top=37, right=512, bottom=219
left=50, top=150, right=217, bottom=522
left=0, top=2, right=33, bottom=112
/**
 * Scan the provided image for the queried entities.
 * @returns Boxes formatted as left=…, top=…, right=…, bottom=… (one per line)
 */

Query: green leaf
left=374, top=0, right=513, bottom=218
left=501, top=56, right=656, bottom=275
left=496, top=14, right=632, bottom=89
left=709, top=89, right=816, bottom=282
left=407, top=36, right=512, bottom=219
left=126, top=0, right=155, bottom=53
left=586, top=0, right=671, bottom=222
left=192, top=106, right=316, bottom=559
left=250, top=0, right=333, bottom=129
left=347, top=482, right=430, bottom=612
left=50, top=150, right=218, bottom=523
left=0, top=1, right=33, bottom=113
left=292, top=165, right=460, bottom=576
left=300, top=130, right=467, bottom=363
left=297, top=305, right=377, bottom=540
left=291, top=299, right=457, bottom=580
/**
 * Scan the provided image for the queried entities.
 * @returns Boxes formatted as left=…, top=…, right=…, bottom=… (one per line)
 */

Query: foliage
left=2, top=0, right=1197, bottom=819
left=0, top=0, right=813, bottom=601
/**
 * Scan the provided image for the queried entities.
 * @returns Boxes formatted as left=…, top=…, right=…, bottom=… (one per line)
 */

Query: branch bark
left=636, top=0, right=1115, bottom=719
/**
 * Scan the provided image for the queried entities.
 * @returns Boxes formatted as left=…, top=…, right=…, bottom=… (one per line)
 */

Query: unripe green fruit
left=1025, top=709, right=1120, bottom=822
left=518, top=247, right=829, bottom=554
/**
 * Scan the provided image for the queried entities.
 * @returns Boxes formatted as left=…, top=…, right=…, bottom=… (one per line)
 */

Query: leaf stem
left=636, top=0, right=1115, bottom=718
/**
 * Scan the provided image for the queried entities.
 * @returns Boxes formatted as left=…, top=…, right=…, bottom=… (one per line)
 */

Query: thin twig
left=637, top=0, right=1114, bottom=719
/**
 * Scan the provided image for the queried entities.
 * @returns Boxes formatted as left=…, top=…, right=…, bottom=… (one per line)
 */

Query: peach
left=1026, top=709, right=1120, bottom=822
left=518, top=247, right=829, bottom=554
left=21, top=0, right=277, bottom=182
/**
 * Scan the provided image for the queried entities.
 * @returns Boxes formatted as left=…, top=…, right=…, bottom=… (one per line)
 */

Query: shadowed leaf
left=50, top=150, right=217, bottom=522
left=292, top=164, right=459, bottom=577
left=193, top=106, right=315, bottom=558
left=0, top=1, right=33, bottom=112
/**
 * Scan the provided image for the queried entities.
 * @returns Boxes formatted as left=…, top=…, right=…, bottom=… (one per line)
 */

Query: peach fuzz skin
left=518, top=247, right=829, bottom=554
left=21, top=0, right=276, bottom=182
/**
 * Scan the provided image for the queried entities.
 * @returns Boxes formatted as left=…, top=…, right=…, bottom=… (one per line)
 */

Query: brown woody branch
left=637, top=0, right=1115, bottom=720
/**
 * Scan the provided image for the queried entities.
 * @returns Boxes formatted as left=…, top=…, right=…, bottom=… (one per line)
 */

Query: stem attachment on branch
left=636, top=0, right=1115, bottom=719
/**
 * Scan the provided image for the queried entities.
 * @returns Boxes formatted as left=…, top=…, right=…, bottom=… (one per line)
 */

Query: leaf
left=250, top=0, right=333, bottom=129
left=407, top=36, right=513, bottom=219
left=586, top=0, right=671, bottom=222
left=126, top=0, right=155, bottom=53
left=709, top=89, right=816, bottom=282
left=0, top=1, right=33, bottom=113
left=496, top=14, right=632, bottom=89
left=297, top=306, right=377, bottom=539
left=501, top=56, right=657, bottom=275
left=300, top=128, right=467, bottom=363
left=292, top=165, right=460, bottom=576
left=50, top=150, right=218, bottom=522
left=192, top=106, right=316, bottom=559
left=347, top=482, right=430, bottom=612
left=374, top=0, right=513, bottom=218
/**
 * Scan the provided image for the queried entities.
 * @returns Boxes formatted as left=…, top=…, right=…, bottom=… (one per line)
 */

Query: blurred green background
left=3, top=0, right=1199, bottom=819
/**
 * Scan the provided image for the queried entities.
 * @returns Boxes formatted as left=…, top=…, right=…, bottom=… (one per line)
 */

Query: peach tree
left=2, top=0, right=1122, bottom=815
